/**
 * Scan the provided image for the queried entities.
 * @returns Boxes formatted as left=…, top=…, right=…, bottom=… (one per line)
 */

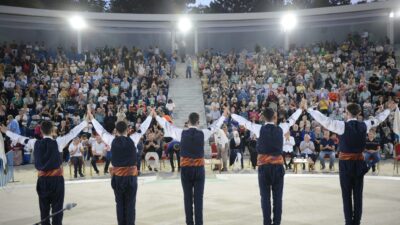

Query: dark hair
left=346, top=103, right=361, bottom=117
left=188, top=113, right=199, bottom=125
left=40, top=121, right=53, bottom=135
left=115, top=121, right=128, bottom=134
left=262, top=108, right=275, bottom=122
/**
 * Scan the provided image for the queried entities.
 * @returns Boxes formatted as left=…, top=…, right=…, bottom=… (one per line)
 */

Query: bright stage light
left=281, top=13, right=297, bottom=32
left=178, top=16, right=192, bottom=34
left=389, top=11, right=394, bottom=18
left=69, top=15, right=87, bottom=30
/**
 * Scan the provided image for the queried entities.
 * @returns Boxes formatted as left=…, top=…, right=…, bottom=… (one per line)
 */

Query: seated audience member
left=91, top=135, right=110, bottom=175
left=364, top=131, right=381, bottom=173
left=283, top=131, right=295, bottom=170
left=144, top=133, right=160, bottom=172
left=319, top=130, right=336, bottom=170
left=69, top=137, right=84, bottom=178
left=299, top=134, right=317, bottom=170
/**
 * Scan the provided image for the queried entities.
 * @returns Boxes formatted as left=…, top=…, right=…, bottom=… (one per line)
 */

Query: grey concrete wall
left=0, top=20, right=397, bottom=53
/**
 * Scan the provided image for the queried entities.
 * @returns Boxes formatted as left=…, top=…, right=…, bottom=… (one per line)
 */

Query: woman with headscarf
left=229, top=130, right=242, bottom=169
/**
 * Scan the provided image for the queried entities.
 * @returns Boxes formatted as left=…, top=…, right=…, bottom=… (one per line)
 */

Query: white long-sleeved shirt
left=283, top=136, right=295, bottom=153
left=5, top=120, right=89, bottom=152
left=307, top=108, right=390, bottom=135
left=91, top=116, right=152, bottom=147
left=231, top=109, right=303, bottom=138
left=155, top=115, right=226, bottom=142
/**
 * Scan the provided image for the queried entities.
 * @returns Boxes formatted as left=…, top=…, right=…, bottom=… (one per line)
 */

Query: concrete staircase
left=168, top=63, right=211, bottom=156
left=168, top=63, right=207, bottom=128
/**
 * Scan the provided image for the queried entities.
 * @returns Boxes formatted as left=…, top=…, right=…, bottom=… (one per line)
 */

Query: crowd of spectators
left=199, top=33, right=399, bottom=171
left=0, top=41, right=176, bottom=168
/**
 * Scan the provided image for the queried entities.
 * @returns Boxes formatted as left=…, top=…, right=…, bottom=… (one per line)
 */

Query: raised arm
left=364, top=109, right=390, bottom=132
left=202, top=115, right=226, bottom=141
left=231, top=114, right=261, bottom=138
left=4, top=129, right=36, bottom=150
left=56, top=120, right=89, bottom=151
left=90, top=118, right=114, bottom=146
left=130, top=115, right=153, bottom=145
left=307, top=108, right=345, bottom=135
left=155, top=116, right=183, bottom=142
left=279, top=108, right=303, bottom=134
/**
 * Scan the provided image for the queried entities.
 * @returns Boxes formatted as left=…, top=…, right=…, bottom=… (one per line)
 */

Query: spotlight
left=389, top=11, right=394, bottom=18
left=178, top=16, right=192, bottom=34
left=281, top=13, right=297, bottom=32
left=69, top=15, right=87, bottom=30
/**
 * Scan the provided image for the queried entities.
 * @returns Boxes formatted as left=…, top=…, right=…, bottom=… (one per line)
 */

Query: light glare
left=281, top=13, right=297, bottom=32
left=389, top=11, right=394, bottom=18
left=69, top=16, right=87, bottom=30
left=178, top=17, right=192, bottom=34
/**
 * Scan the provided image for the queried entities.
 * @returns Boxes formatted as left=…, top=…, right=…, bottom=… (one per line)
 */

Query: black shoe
left=74, top=175, right=77, bottom=178
left=154, top=168, right=158, bottom=172
left=321, top=166, right=325, bottom=170
left=79, top=173, right=84, bottom=177
left=171, top=168, right=175, bottom=172
left=148, top=166, right=152, bottom=171
left=372, top=166, right=376, bottom=172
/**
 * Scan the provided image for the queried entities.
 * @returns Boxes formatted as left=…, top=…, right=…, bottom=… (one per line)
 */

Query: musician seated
left=363, top=131, right=380, bottom=173
left=144, top=133, right=160, bottom=172
left=69, top=137, right=84, bottom=178
left=91, top=135, right=110, bottom=175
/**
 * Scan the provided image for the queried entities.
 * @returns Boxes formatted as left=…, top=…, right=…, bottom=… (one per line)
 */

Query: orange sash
left=110, top=166, right=138, bottom=176
left=257, top=154, right=284, bottom=166
left=339, top=152, right=364, bottom=161
left=180, top=157, right=205, bottom=167
left=38, top=168, right=63, bottom=177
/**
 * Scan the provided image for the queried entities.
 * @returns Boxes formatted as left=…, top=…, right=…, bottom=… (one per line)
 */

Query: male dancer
left=87, top=107, right=153, bottom=225
left=1, top=119, right=89, bottom=225
left=231, top=100, right=306, bottom=225
left=155, top=108, right=228, bottom=225
left=308, top=102, right=394, bottom=225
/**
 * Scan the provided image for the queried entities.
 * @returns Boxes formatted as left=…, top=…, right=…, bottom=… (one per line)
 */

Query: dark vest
left=256, top=124, right=283, bottom=155
left=34, top=138, right=62, bottom=171
left=180, top=128, right=205, bottom=159
left=339, top=121, right=367, bottom=153
left=111, top=136, right=137, bottom=167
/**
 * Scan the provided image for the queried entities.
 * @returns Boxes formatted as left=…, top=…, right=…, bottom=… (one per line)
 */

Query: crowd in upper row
left=199, top=33, right=398, bottom=171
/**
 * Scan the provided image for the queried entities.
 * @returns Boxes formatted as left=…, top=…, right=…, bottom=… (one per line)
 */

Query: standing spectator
left=7, top=115, right=20, bottom=135
left=214, top=125, right=229, bottom=171
left=186, top=55, right=192, bottom=78
left=144, top=133, right=160, bottom=172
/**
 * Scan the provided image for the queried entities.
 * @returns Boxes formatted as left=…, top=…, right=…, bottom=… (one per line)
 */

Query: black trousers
left=181, top=166, right=205, bottom=225
left=339, top=160, right=369, bottom=225
left=258, top=164, right=285, bottom=225
left=168, top=150, right=180, bottom=170
left=37, top=176, right=65, bottom=225
left=111, top=176, right=138, bottom=225
left=283, top=152, right=295, bottom=169
left=91, top=156, right=111, bottom=173
left=249, top=147, right=258, bottom=169
left=71, top=157, right=83, bottom=176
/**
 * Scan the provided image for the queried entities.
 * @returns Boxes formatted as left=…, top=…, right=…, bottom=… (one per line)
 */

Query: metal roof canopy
left=0, top=1, right=397, bottom=34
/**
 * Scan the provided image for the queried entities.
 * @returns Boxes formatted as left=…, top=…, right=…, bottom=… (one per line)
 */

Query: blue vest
left=111, top=136, right=137, bottom=167
left=339, top=121, right=367, bottom=153
left=256, top=124, right=283, bottom=155
left=180, top=128, right=204, bottom=159
left=34, top=138, right=62, bottom=171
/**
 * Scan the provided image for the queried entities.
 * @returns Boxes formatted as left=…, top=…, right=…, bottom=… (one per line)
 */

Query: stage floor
left=0, top=174, right=399, bottom=225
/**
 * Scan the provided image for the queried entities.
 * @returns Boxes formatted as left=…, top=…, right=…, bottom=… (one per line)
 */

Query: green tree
left=108, top=0, right=194, bottom=14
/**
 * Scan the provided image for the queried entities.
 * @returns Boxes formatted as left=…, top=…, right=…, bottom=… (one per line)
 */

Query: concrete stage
left=0, top=174, right=399, bottom=225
